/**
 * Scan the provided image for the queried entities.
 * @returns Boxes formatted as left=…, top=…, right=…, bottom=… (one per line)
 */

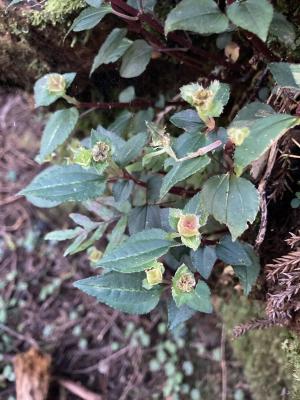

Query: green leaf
left=108, top=111, right=134, bottom=137
left=69, top=213, right=99, bottom=230
left=25, top=195, right=61, bottom=209
left=119, top=86, right=136, bottom=102
left=128, top=0, right=156, bottom=11
left=112, top=180, right=134, bottom=203
left=201, top=174, right=259, bottom=240
left=74, top=272, right=162, bottom=314
left=227, top=0, right=273, bottom=42
left=65, top=223, right=107, bottom=256
left=116, top=132, right=148, bottom=167
left=167, top=299, right=196, bottom=331
left=191, top=245, right=217, bottom=279
left=96, top=228, right=177, bottom=272
left=216, top=235, right=253, bottom=265
left=105, top=216, right=128, bottom=253
left=233, top=112, right=299, bottom=172
left=39, top=108, right=79, bottom=162
left=269, top=62, right=300, bottom=89
left=170, top=109, right=203, bottom=131
left=217, top=235, right=260, bottom=294
left=165, top=0, right=229, bottom=35
left=128, top=205, right=161, bottom=235
left=120, top=40, right=152, bottom=78
left=34, top=73, right=76, bottom=107
left=160, top=156, right=210, bottom=198
left=71, top=4, right=112, bottom=32
left=90, top=28, right=132, bottom=75
left=45, top=228, right=81, bottom=241
left=269, top=12, right=296, bottom=47
left=85, top=0, right=102, bottom=6
left=20, top=165, right=106, bottom=204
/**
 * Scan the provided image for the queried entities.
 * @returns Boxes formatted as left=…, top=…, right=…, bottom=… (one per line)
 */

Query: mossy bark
left=220, top=296, right=300, bottom=400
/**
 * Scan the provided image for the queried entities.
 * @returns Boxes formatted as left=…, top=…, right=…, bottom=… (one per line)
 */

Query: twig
left=0, top=323, right=37, bottom=347
left=221, top=324, right=227, bottom=400
left=57, top=378, right=102, bottom=400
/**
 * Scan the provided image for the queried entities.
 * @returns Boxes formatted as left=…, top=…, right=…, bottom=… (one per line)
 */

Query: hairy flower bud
left=145, top=262, right=164, bottom=286
left=47, top=74, right=66, bottom=94
left=177, top=214, right=200, bottom=237
left=176, top=272, right=196, bottom=293
left=92, top=142, right=110, bottom=162
left=228, top=127, right=250, bottom=146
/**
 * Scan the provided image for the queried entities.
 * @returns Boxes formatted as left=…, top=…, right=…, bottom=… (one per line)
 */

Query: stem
left=111, top=8, right=140, bottom=21
left=77, top=99, right=186, bottom=111
left=109, top=171, right=198, bottom=197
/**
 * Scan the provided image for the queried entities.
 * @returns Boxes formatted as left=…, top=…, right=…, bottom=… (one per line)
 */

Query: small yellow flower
left=177, top=214, right=200, bottom=238
left=47, top=74, right=66, bottom=94
left=176, top=272, right=196, bottom=293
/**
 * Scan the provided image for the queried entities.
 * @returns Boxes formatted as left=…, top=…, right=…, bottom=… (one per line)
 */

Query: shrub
left=19, top=0, right=300, bottom=328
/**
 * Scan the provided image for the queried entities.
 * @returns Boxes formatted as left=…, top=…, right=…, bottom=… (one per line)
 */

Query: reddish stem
left=77, top=99, right=186, bottom=110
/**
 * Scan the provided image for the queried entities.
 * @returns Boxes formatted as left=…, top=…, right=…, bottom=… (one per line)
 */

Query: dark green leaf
left=269, top=12, right=296, bottom=47
left=74, top=272, right=162, bottom=314
left=20, top=165, right=106, bottom=204
left=191, top=246, right=217, bottom=279
left=120, top=40, right=152, bottom=78
left=90, top=28, right=132, bottom=74
left=71, top=4, right=112, bottom=32
left=167, top=299, right=196, bottom=331
left=227, top=0, right=273, bottom=42
left=116, top=132, right=148, bottom=166
left=216, top=235, right=260, bottom=294
left=128, top=205, right=161, bottom=235
left=233, top=113, right=299, bottom=172
left=112, top=180, right=134, bottom=203
left=165, top=0, right=229, bottom=35
left=39, top=108, right=79, bottom=162
left=170, top=109, right=203, bottom=131
left=269, top=62, right=300, bottom=89
left=201, top=174, right=259, bottom=240
left=160, top=156, right=210, bottom=198
left=96, top=228, right=177, bottom=272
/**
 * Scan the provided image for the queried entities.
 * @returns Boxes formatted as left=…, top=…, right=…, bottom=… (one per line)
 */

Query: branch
left=77, top=99, right=186, bottom=110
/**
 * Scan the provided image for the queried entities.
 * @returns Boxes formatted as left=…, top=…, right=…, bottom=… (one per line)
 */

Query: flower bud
left=176, top=272, right=196, bottom=293
left=47, top=74, right=66, bottom=94
left=92, top=142, right=110, bottom=162
left=228, top=127, right=250, bottom=146
left=88, top=247, right=103, bottom=263
left=145, top=262, right=164, bottom=286
left=73, top=147, right=92, bottom=167
left=177, top=214, right=200, bottom=238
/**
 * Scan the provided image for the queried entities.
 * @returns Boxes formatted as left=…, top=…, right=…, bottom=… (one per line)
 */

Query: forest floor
left=0, top=91, right=255, bottom=399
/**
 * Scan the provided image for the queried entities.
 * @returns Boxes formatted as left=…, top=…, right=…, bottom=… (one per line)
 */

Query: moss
left=29, top=0, right=85, bottom=28
left=282, top=333, right=300, bottom=399
left=220, top=296, right=292, bottom=400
